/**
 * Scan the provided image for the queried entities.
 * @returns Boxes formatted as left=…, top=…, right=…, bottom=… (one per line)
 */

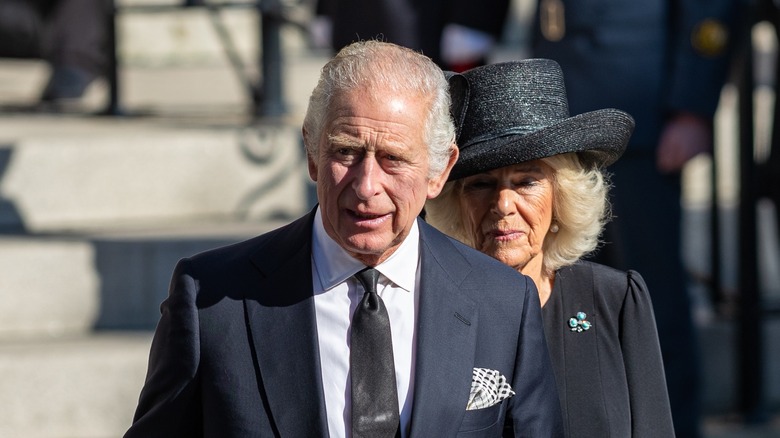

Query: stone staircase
left=0, top=117, right=312, bottom=438
left=0, top=119, right=313, bottom=437
left=0, top=4, right=324, bottom=436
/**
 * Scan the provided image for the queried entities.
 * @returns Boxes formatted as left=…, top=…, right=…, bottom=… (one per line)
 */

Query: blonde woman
left=427, top=60, right=674, bottom=437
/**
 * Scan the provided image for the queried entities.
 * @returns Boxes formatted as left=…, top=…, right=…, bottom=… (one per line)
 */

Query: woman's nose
left=490, top=189, right=516, bottom=216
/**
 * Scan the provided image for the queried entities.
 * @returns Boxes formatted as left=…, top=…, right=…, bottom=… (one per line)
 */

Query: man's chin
left=342, top=234, right=400, bottom=264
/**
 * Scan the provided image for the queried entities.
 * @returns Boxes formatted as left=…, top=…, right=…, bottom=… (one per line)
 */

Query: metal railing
left=103, top=0, right=309, bottom=118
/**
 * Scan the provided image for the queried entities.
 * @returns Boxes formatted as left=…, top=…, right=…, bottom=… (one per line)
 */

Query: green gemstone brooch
left=568, top=312, right=591, bottom=332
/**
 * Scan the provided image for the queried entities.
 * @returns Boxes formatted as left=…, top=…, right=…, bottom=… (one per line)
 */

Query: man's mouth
left=348, top=209, right=390, bottom=225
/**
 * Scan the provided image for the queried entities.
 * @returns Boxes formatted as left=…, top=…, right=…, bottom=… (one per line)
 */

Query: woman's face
left=458, top=160, right=555, bottom=272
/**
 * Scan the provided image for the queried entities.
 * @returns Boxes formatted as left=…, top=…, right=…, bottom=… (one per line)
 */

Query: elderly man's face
left=308, top=84, right=453, bottom=266
left=458, top=161, right=555, bottom=274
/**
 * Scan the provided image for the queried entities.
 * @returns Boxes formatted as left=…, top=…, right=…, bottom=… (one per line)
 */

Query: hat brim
left=448, top=108, right=634, bottom=181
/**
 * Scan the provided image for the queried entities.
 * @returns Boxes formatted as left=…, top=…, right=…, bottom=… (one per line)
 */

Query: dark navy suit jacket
left=125, top=209, right=563, bottom=437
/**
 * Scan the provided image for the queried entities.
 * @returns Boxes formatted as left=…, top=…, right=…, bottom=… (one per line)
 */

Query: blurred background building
left=0, top=0, right=778, bottom=436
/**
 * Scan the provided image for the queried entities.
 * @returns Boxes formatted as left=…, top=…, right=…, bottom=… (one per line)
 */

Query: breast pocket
left=456, top=401, right=505, bottom=436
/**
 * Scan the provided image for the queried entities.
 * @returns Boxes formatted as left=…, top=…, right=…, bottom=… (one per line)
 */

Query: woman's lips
left=486, top=228, right=524, bottom=241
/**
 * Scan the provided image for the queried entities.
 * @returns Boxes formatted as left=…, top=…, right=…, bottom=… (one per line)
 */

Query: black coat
left=543, top=261, right=674, bottom=437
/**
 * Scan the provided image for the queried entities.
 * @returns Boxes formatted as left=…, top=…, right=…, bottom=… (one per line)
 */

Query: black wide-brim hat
left=447, top=59, right=635, bottom=181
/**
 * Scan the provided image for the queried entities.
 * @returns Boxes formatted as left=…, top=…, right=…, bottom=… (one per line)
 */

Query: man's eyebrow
left=327, top=133, right=363, bottom=148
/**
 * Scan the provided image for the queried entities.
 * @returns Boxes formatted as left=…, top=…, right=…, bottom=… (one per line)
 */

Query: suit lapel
left=409, top=221, right=478, bottom=437
left=245, top=210, right=329, bottom=437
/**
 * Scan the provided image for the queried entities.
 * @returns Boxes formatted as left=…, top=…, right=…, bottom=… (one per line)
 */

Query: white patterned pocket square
left=466, top=367, right=515, bottom=410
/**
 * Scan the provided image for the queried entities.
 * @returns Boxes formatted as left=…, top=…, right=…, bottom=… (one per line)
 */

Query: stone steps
left=0, top=236, right=98, bottom=338
left=0, top=116, right=307, bottom=436
left=0, top=116, right=308, bottom=435
left=0, top=4, right=323, bottom=430
left=0, top=222, right=291, bottom=338
left=0, top=116, right=308, bottom=233
left=0, top=333, right=152, bottom=438
left=0, top=113, right=311, bottom=340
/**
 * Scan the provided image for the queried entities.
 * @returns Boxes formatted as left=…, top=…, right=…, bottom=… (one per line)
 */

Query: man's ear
left=303, top=127, right=318, bottom=182
left=307, top=155, right=318, bottom=182
left=427, top=144, right=459, bottom=198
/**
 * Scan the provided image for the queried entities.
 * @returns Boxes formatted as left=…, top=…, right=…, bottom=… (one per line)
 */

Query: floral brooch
left=568, top=312, right=591, bottom=332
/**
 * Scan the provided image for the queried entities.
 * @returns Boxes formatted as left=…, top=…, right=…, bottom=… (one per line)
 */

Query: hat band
left=462, top=125, right=539, bottom=148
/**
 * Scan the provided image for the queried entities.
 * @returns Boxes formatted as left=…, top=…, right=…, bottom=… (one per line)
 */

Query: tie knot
left=354, top=267, right=380, bottom=295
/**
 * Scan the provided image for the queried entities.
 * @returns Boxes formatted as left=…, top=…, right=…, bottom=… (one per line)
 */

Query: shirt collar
left=311, top=207, right=419, bottom=292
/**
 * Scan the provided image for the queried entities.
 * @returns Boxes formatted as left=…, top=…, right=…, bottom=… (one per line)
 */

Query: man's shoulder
left=186, top=212, right=314, bottom=268
left=419, top=219, right=532, bottom=288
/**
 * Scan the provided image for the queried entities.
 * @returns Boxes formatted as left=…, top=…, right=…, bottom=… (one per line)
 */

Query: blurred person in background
left=0, top=0, right=107, bottom=105
left=311, top=0, right=510, bottom=71
left=529, top=0, right=739, bottom=436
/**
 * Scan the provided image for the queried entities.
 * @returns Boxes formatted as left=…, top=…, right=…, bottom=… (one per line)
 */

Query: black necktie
left=350, top=267, right=400, bottom=438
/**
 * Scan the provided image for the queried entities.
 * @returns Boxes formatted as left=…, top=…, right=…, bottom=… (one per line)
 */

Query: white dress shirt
left=311, top=207, right=420, bottom=438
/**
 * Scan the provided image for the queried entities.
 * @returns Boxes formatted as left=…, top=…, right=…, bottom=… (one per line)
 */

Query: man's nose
left=352, top=156, right=382, bottom=200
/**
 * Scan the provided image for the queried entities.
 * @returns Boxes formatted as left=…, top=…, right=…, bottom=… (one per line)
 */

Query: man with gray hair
left=125, top=40, right=562, bottom=437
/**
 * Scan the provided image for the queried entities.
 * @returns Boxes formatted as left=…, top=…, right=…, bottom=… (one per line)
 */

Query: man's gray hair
left=302, top=40, right=456, bottom=178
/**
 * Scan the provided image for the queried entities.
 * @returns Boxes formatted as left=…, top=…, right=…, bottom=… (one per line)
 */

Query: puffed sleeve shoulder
left=620, top=270, right=675, bottom=437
